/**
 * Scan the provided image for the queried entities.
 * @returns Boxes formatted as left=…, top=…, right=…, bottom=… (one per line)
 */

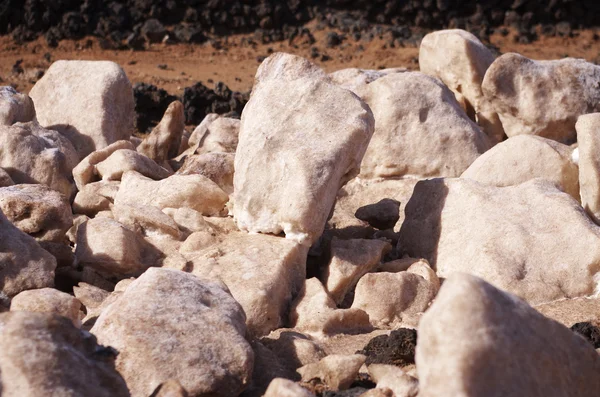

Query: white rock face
left=186, top=232, right=308, bottom=336
left=73, top=180, right=120, bottom=216
left=233, top=53, right=375, bottom=246
left=264, top=378, right=316, bottom=397
left=419, top=29, right=503, bottom=142
left=328, top=67, right=407, bottom=97
left=177, top=152, right=235, bottom=194
left=482, top=53, right=600, bottom=143
left=0, top=121, right=79, bottom=198
left=461, top=134, right=580, bottom=200
left=0, top=210, right=56, bottom=298
left=0, top=311, right=129, bottom=397
left=0, top=86, right=36, bottom=125
left=30, top=60, right=135, bottom=159
left=91, top=268, right=254, bottom=397
left=72, top=140, right=135, bottom=190
left=297, top=354, right=366, bottom=391
left=94, top=149, right=171, bottom=182
left=115, top=171, right=228, bottom=216
left=137, top=101, right=185, bottom=167
left=322, top=237, right=391, bottom=304
left=74, top=217, right=163, bottom=278
left=417, top=273, right=600, bottom=397
left=358, top=72, right=490, bottom=179
left=368, top=364, right=419, bottom=397
left=576, top=113, right=600, bottom=223
left=289, top=277, right=371, bottom=335
left=399, top=178, right=600, bottom=304
left=0, top=184, right=72, bottom=242
left=185, top=113, right=241, bottom=156
left=351, top=271, right=437, bottom=328
left=10, top=288, right=82, bottom=326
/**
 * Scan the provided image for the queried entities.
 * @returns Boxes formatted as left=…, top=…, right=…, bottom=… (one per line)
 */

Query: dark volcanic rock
left=183, top=81, right=249, bottom=125
left=357, top=328, right=417, bottom=367
left=355, top=198, right=401, bottom=230
left=133, top=82, right=179, bottom=133
left=571, top=322, right=600, bottom=348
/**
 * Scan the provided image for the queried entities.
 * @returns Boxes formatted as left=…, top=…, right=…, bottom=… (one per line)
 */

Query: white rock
left=461, top=134, right=580, bottom=200
left=137, top=101, right=185, bottom=167
left=176, top=152, right=235, bottom=194
left=115, top=170, right=228, bottom=216
left=399, top=178, right=600, bottom=304
left=482, top=53, right=600, bottom=143
left=94, top=149, right=171, bottom=182
left=358, top=72, right=490, bottom=179
left=0, top=184, right=72, bottom=242
left=186, top=113, right=240, bottom=156
left=368, top=364, right=419, bottom=397
left=264, top=378, right=315, bottom=397
left=322, top=237, right=391, bottom=304
left=297, top=354, right=366, bottom=391
left=72, top=140, right=135, bottom=190
left=0, top=86, right=35, bottom=125
left=10, top=288, right=82, bottom=327
left=30, top=60, right=135, bottom=158
left=233, top=53, right=374, bottom=246
left=419, top=29, right=503, bottom=142
left=328, top=67, right=407, bottom=97
left=186, top=232, right=308, bottom=335
left=576, top=113, right=600, bottom=222
left=91, top=268, right=254, bottom=397
left=0, top=121, right=79, bottom=198
left=417, top=273, right=600, bottom=397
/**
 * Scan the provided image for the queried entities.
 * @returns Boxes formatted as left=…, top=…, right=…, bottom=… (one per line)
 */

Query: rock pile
left=1, top=28, right=600, bottom=396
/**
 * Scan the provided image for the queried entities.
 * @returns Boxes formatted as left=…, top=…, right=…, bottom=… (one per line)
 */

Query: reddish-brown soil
left=2, top=26, right=600, bottom=96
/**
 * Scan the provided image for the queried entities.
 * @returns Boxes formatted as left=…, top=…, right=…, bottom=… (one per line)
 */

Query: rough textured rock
left=0, top=86, right=36, bottom=125
left=290, top=278, right=372, bottom=335
left=297, top=354, right=366, bottom=391
left=399, top=178, right=600, bottom=304
left=0, top=121, right=79, bottom=198
left=0, top=184, right=72, bottom=242
left=149, top=380, right=189, bottom=397
left=416, top=273, right=600, bottom=397
left=358, top=72, right=490, bottom=179
left=94, top=149, right=171, bottom=182
left=261, top=330, right=327, bottom=373
left=419, top=29, right=503, bottom=142
left=0, top=168, right=14, bottom=187
left=233, top=53, right=374, bottom=246
left=72, top=140, right=135, bottom=190
left=116, top=171, right=228, bottom=216
left=137, top=101, right=185, bottom=166
left=0, top=210, right=56, bottom=298
left=10, top=288, right=82, bottom=326
left=0, top=311, right=129, bottom=397
left=482, top=53, right=600, bottom=143
left=72, top=180, right=120, bottom=216
left=368, top=365, right=418, bottom=397
left=91, top=268, right=254, bottom=397
left=185, top=113, right=241, bottom=156
left=534, top=297, right=600, bottom=327
left=576, top=113, right=600, bottom=222
left=357, top=328, right=417, bottom=367
left=177, top=152, right=235, bottom=194
left=30, top=60, right=135, bottom=158
left=264, top=378, right=316, bottom=397
left=75, top=217, right=163, bottom=279
left=461, top=135, right=580, bottom=200
left=322, top=238, right=391, bottom=304
left=351, top=271, right=436, bottom=328
left=571, top=322, right=600, bottom=348
left=186, top=232, right=307, bottom=336
left=113, top=202, right=181, bottom=240
left=331, top=178, right=419, bottom=233
left=328, top=68, right=407, bottom=97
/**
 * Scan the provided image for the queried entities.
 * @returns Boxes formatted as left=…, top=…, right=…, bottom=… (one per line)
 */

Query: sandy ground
left=1, top=26, right=600, bottom=96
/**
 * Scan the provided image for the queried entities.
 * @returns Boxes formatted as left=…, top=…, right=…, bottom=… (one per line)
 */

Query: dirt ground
left=2, top=25, right=600, bottom=96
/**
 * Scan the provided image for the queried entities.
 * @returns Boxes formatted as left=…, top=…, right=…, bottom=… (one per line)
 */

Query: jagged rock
left=417, top=273, right=600, bottom=397
left=482, top=54, right=600, bottom=143
left=91, top=268, right=254, bottom=397
left=399, top=178, right=600, bottom=304
left=419, top=29, right=503, bottom=142
left=297, top=354, right=366, bottom=391
left=72, top=181, right=120, bottom=217
left=0, top=184, right=72, bottom=242
left=576, top=113, right=600, bottom=222
left=10, top=288, right=82, bottom=326
left=177, top=152, right=235, bottom=194
left=358, top=72, right=490, bottom=179
left=0, top=121, right=78, bottom=198
left=264, top=378, right=316, bottom=397
left=137, top=101, right=185, bottom=166
left=0, top=86, right=36, bottom=125
left=461, top=135, right=580, bottom=200
left=0, top=311, right=129, bottom=396
left=30, top=60, right=135, bottom=158
left=115, top=171, right=228, bottom=216
left=233, top=53, right=374, bottom=246
left=72, top=140, right=135, bottom=190
left=94, top=149, right=171, bottom=182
